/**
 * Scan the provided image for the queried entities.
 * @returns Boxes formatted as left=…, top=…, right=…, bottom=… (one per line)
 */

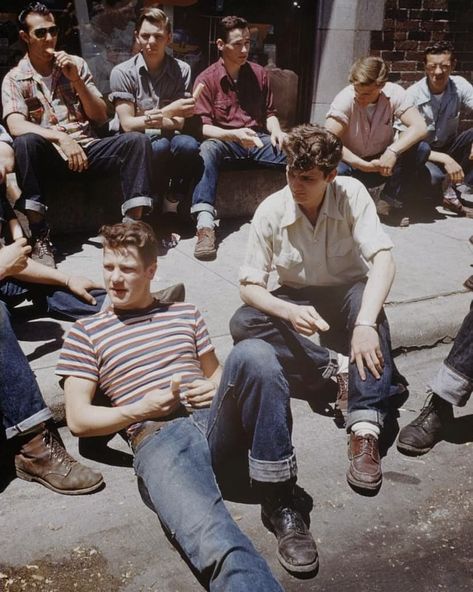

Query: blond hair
left=349, top=56, right=389, bottom=86
left=136, top=7, right=171, bottom=34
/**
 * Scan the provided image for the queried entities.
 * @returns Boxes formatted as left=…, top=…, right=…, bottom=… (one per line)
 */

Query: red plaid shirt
left=1, top=54, right=102, bottom=145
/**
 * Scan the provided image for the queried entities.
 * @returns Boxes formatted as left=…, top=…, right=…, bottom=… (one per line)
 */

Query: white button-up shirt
left=239, top=177, right=394, bottom=289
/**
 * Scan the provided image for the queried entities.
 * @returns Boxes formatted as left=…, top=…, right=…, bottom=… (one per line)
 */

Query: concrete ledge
left=8, top=168, right=286, bottom=235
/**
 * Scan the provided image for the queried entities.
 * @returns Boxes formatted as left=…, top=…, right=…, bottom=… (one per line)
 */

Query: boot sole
left=16, top=468, right=104, bottom=495
left=194, top=250, right=217, bottom=261
left=396, top=440, right=435, bottom=456
left=346, top=469, right=382, bottom=493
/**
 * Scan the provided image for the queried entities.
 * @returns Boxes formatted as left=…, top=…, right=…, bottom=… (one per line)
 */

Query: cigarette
left=171, top=373, right=182, bottom=394
left=192, top=82, right=205, bottom=100
left=253, top=136, right=264, bottom=148
left=46, top=48, right=55, bottom=56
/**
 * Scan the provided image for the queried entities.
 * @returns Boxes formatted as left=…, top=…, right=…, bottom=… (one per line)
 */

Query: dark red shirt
left=194, top=58, right=277, bottom=131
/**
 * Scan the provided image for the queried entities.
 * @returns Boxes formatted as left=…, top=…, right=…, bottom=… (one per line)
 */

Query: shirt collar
left=280, top=182, right=343, bottom=228
left=138, top=52, right=174, bottom=80
left=416, top=76, right=455, bottom=105
left=12, top=53, right=60, bottom=82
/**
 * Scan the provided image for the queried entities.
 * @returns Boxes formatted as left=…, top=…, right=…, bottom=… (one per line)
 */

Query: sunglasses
left=32, top=26, right=58, bottom=39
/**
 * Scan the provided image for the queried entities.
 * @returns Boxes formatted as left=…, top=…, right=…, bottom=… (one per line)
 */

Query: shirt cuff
left=361, top=240, right=394, bottom=262
left=108, top=90, right=135, bottom=103
left=325, top=108, right=349, bottom=126
left=239, top=265, right=269, bottom=287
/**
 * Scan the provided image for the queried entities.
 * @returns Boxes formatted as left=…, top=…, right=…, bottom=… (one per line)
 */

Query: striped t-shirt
left=56, top=302, right=214, bottom=431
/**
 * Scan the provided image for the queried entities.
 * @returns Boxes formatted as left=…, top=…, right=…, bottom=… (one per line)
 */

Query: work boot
left=347, top=433, right=382, bottom=492
left=397, top=393, right=453, bottom=455
left=194, top=227, right=217, bottom=260
left=14, top=426, right=103, bottom=495
left=334, top=372, right=348, bottom=426
left=260, top=482, right=319, bottom=574
left=31, top=229, right=56, bottom=268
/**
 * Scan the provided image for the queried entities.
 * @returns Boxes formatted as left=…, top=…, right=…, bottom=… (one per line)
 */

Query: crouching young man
left=57, top=221, right=319, bottom=590
left=231, top=124, right=400, bottom=494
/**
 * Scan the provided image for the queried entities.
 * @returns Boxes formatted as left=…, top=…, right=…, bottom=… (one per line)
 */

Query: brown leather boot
left=15, top=427, right=103, bottom=495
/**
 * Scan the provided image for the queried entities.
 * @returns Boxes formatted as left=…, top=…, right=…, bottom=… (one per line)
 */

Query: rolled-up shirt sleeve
left=326, top=86, right=352, bottom=126
left=239, top=214, right=275, bottom=287
left=347, top=183, right=394, bottom=261
left=109, top=66, right=135, bottom=103
left=193, top=73, right=214, bottom=126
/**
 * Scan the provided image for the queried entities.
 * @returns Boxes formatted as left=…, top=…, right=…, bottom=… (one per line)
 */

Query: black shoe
left=397, top=393, right=453, bottom=455
left=261, top=503, right=319, bottom=574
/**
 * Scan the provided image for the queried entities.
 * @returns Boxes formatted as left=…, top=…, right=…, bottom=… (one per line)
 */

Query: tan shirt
left=239, top=177, right=393, bottom=289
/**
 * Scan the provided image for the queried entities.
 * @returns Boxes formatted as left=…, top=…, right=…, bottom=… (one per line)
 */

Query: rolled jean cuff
left=5, top=407, right=53, bottom=440
left=121, top=196, right=154, bottom=216
left=248, top=451, right=297, bottom=483
left=323, top=348, right=339, bottom=379
left=190, top=203, right=216, bottom=217
left=23, top=198, right=47, bottom=216
left=428, top=361, right=473, bottom=407
left=346, top=409, right=383, bottom=432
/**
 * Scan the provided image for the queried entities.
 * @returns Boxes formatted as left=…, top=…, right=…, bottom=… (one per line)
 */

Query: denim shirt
left=405, top=75, right=473, bottom=149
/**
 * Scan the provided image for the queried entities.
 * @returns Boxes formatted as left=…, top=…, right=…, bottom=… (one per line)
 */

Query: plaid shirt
left=1, top=54, right=102, bottom=145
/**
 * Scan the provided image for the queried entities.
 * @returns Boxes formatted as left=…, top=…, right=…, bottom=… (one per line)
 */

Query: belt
left=129, top=407, right=189, bottom=452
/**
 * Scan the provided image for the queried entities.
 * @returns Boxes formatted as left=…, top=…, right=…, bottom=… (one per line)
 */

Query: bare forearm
left=6, top=116, right=64, bottom=142
left=202, top=124, right=237, bottom=141
left=67, top=401, right=146, bottom=437
left=12, top=258, right=69, bottom=286
left=390, top=123, right=427, bottom=155
left=240, top=283, right=297, bottom=321
left=356, top=251, right=395, bottom=325
left=71, top=78, right=107, bottom=124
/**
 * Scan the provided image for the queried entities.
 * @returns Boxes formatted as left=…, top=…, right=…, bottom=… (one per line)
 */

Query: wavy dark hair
left=100, top=221, right=159, bottom=267
left=284, top=124, right=342, bottom=177
left=18, top=2, right=52, bottom=32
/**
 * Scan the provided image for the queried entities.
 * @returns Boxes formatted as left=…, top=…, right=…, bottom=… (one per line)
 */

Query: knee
left=174, top=136, right=199, bottom=157
left=416, top=141, right=431, bottom=165
left=230, top=339, right=278, bottom=375
left=229, top=306, right=255, bottom=343
left=122, top=131, right=151, bottom=151
left=200, top=139, right=223, bottom=162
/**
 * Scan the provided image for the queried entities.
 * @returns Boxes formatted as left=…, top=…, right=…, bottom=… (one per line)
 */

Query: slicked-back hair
left=349, top=56, right=389, bottom=86
left=18, top=2, right=52, bottom=32
left=135, top=7, right=171, bottom=34
left=100, top=221, right=159, bottom=268
left=284, top=124, right=343, bottom=177
left=424, top=41, right=455, bottom=62
left=216, top=15, right=248, bottom=43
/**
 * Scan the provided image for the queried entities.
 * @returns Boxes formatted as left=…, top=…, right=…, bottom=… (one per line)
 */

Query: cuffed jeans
left=13, top=131, right=153, bottom=218
left=191, top=133, right=286, bottom=216
left=148, top=132, right=201, bottom=200
left=230, top=282, right=395, bottom=429
left=0, top=300, right=52, bottom=439
left=424, top=129, right=473, bottom=192
left=133, top=341, right=290, bottom=591
left=429, top=301, right=473, bottom=407
left=337, top=141, right=431, bottom=205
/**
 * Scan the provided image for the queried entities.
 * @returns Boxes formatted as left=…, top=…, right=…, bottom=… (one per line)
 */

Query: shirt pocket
left=25, top=97, right=44, bottom=124
left=274, top=248, right=303, bottom=270
left=213, top=97, right=233, bottom=119
left=327, top=237, right=353, bottom=258
left=444, top=113, right=460, bottom=141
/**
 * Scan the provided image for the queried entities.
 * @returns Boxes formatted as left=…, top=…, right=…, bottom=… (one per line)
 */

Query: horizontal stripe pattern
left=56, top=303, right=214, bottom=408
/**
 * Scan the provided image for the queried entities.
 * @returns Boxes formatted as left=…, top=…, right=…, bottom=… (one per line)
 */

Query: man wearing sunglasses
left=1, top=2, right=154, bottom=268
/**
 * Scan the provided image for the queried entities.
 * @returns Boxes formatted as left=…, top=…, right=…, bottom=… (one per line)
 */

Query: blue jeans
left=424, top=129, right=473, bottom=194
left=149, top=133, right=201, bottom=200
left=230, top=282, right=396, bottom=429
left=13, top=132, right=153, bottom=218
left=430, top=301, right=473, bottom=407
left=191, top=133, right=286, bottom=216
left=133, top=410, right=283, bottom=590
left=337, top=141, right=431, bottom=205
left=0, top=279, right=105, bottom=321
left=0, top=301, right=52, bottom=439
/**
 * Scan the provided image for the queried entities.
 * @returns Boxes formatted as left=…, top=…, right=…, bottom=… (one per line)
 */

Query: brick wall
left=370, top=0, right=473, bottom=129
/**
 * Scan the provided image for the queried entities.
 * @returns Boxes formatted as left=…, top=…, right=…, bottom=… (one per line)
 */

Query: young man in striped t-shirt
left=56, top=221, right=317, bottom=588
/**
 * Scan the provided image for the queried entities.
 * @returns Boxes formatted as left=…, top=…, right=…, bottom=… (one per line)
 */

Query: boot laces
left=44, top=430, right=75, bottom=468
left=411, top=394, right=437, bottom=427
left=279, top=507, right=306, bottom=534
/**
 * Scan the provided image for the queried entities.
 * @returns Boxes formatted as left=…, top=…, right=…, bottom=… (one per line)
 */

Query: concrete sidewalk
left=12, top=203, right=473, bottom=417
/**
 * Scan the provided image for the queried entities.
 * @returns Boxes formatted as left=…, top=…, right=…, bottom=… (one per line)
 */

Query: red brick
left=422, top=0, right=448, bottom=8
left=421, top=20, right=449, bottom=32
left=395, top=40, right=418, bottom=50
left=391, top=61, right=417, bottom=71
left=408, top=31, right=430, bottom=41
left=400, top=72, right=423, bottom=82
left=405, top=51, right=424, bottom=61
left=381, top=51, right=405, bottom=61
left=400, top=0, right=421, bottom=7
left=370, top=50, right=382, bottom=57
left=395, top=20, right=422, bottom=31
left=430, top=31, right=448, bottom=41
left=383, top=18, right=395, bottom=29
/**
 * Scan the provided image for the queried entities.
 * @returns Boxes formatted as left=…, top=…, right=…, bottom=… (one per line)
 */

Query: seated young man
left=1, top=2, right=154, bottom=267
left=0, top=233, right=103, bottom=495
left=326, top=56, right=428, bottom=225
left=405, top=41, right=473, bottom=216
left=231, top=124, right=401, bottom=494
left=190, top=15, right=286, bottom=260
left=109, top=7, right=200, bottom=213
left=58, top=221, right=319, bottom=587
left=397, top=302, right=473, bottom=456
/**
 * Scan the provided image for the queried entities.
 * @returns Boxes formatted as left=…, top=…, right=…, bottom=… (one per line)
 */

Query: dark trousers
left=230, top=282, right=396, bottom=430
left=13, top=132, right=153, bottom=219
left=424, top=129, right=473, bottom=194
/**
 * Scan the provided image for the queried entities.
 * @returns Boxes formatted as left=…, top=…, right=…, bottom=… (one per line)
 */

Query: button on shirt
left=405, top=75, right=473, bottom=149
left=326, top=82, right=413, bottom=158
left=239, top=177, right=393, bottom=289
left=194, top=58, right=277, bottom=131
left=1, top=54, right=101, bottom=146
left=108, top=52, right=191, bottom=132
